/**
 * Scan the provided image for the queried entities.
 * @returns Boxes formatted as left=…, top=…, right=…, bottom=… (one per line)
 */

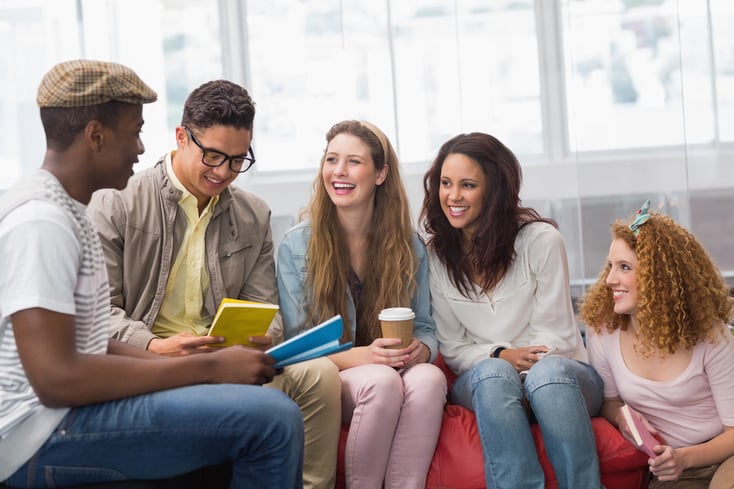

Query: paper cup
left=378, top=307, right=415, bottom=349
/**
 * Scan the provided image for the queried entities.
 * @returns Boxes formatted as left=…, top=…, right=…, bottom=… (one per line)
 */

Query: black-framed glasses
left=184, top=126, right=255, bottom=174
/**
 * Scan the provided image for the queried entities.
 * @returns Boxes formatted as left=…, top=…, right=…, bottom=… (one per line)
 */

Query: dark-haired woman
left=421, top=132, right=604, bottom=489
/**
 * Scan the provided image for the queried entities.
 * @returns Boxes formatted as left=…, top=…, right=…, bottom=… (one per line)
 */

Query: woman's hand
left=498, top=345, right=551, bottom=372
left=401, top=338, right=431, bottom=369
left=366, top=337, right=429, bottom=368
left=329, top=338, right=429, bottom=370
left=649, top=445, right=685, bottom=481
left=367, top=337, right=410, bottom=368
left=615, top=405, right=660, bottom=447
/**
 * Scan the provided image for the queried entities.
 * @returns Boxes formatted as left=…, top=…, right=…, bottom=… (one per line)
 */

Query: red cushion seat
left=336, top=354, right=650, bottom=489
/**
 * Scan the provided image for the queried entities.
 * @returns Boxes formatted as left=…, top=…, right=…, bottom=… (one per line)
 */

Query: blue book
left=267, top=315, right=352, bottom=369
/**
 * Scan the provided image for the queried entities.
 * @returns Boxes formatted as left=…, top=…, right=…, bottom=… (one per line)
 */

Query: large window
left=247, top=0, right=542, bottom=171
left=0, top=0, right=222, bottom=182
left=245, top=1, right=393, bottom=172
left=711, top=0, right=734, bottom=142
left=390, top=1, right=542, bottom=161
left=562, top=0, right=726, bottom=151
left=2, top=0, right=733, bottom=285
left=0, top=0, right=79, bottom=189
left=4, top=0, right=732, bottom=173
left=246, top=0, right=734, bottom=172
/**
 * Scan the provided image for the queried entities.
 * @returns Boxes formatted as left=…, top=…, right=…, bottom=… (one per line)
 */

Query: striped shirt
left=0, top=170, right=109, bottom=479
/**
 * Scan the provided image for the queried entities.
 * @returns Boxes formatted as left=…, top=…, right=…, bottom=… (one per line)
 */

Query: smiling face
left=172, top=124, right=252, bottom=210
left=321, top=132, right=387, bottom=212
left=93, top=103, right=146, bottom=191
left=438, top=153, right=486, bottom=241
left=605, top=238, right=639, bottom=317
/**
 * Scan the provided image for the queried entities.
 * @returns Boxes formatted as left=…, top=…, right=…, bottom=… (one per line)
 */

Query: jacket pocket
left=219, top=235, right=258, bottom=286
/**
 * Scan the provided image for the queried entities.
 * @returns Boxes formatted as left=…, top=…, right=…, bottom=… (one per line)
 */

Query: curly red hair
left=578, top=212, right=733, bottom=357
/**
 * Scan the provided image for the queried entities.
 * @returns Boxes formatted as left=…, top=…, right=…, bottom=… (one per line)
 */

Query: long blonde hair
left=304, top=120, right=416, bottom=345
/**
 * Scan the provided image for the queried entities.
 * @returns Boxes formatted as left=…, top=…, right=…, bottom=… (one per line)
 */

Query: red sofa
left=336, top=355, right=650, bottom=489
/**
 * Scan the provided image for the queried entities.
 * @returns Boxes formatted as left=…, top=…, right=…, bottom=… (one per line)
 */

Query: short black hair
left=40, top=100, right=131, bottom=151
left=181, top=80, right=255, bottom=131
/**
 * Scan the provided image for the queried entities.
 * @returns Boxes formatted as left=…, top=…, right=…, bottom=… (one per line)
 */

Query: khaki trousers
left=648, top=454, right=734, bottom=489
left=267, top=357, right=342, bottom=489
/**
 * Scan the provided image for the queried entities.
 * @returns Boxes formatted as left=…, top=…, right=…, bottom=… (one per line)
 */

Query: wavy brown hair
left=578, top=211, right=733, bottom=357
left=420, top=132, right=555, bottom=297
left=304, top=120, right=416, bottom=345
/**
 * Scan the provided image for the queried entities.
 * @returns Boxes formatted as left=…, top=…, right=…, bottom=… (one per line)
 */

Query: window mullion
left=218, top=0, right=249, bottom=88
left=535, top=0, right=569, bottom=163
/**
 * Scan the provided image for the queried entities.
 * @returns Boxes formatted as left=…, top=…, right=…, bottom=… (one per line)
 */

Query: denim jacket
left=276, top=220, right=438, bottom=362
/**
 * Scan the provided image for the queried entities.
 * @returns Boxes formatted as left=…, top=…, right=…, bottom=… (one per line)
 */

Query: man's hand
left=247, top=334, right=273, bottom=351
left=148, top=332, right=224, bottom=356
left=209, top=346, right=277, bottom=385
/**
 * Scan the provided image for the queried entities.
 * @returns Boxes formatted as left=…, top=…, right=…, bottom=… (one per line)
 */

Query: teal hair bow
left=629, top=199, right=651, bottom=236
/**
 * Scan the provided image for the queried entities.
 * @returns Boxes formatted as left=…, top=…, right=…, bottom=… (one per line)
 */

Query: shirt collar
left=165, top=150, right=220, bottom=210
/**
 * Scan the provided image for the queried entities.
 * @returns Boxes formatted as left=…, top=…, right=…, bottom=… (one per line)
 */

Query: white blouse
left=428, top=222, right=587, bottom=375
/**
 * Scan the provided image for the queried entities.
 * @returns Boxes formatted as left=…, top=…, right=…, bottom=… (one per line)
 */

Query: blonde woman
left=277, top=120, right=446, bottom=489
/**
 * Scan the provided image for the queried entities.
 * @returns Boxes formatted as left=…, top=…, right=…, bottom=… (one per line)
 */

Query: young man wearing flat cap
left=0, top=60, right=304, bottom=489
left=85, top=79, right=341, bottom=489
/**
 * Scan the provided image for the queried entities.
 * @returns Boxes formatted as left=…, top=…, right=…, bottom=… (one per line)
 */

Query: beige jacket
left=87, top=157, right=283, bottom=349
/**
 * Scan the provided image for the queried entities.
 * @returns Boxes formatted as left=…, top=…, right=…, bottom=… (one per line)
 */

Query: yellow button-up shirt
left=152, top=152, right=219, bottom=338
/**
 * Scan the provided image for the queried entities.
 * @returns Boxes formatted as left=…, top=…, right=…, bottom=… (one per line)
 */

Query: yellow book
left=207, top=298, right=279, bottom=347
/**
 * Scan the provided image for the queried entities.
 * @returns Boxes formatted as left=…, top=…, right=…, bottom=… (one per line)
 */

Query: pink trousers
left=340, top=363, right=447, bottom=489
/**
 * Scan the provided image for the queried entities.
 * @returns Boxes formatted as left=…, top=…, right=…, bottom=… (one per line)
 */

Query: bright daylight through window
left=1, top=0, right=732, bottom=286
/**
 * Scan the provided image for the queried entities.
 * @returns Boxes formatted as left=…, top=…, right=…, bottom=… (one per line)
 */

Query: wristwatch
left=492, top=346, right=506, bottom=358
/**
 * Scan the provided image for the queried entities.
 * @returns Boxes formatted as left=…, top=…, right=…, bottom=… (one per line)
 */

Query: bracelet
left=492, top=347, right=506, bottom=358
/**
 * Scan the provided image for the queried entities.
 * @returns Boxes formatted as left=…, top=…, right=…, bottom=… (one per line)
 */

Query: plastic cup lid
left=378, top=307, right=415, bottom=321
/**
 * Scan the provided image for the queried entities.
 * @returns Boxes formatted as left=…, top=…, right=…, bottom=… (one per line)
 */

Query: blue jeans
left=5, top=384, right=304, bottom=489
left=451, top=356, right=604, bottom=489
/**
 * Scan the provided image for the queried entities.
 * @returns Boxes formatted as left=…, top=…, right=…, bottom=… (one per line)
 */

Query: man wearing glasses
left=87, top=80, right=341, bottom=489
left=1, top=62, right=303, bottom=488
